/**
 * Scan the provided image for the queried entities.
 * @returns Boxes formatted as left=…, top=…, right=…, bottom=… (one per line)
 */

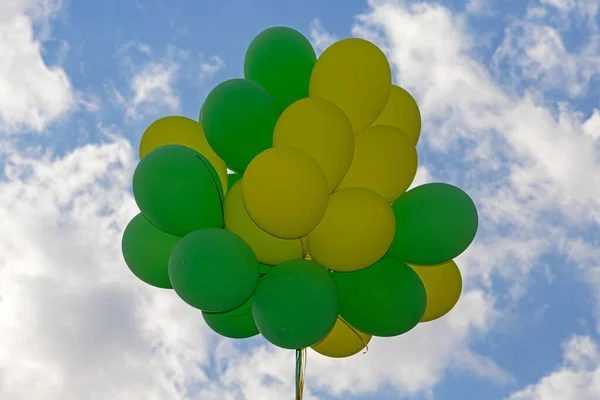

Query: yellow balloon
left=139, top=116, right=228, bottom=192
left=371, top=85, right=422, bottom=146
left=242, top=147, right=329, bottom=239
left=273, top=98, right=354, bottom=192
left=311, top=316, right=372, bottom=358
left=337, top=125, right=417, bottom=203
left=224, top=180, right=304, bottom=265
left=307, top=187, right=395, bottom=271
left=408, top=260, right=463, bottom=322
left=309, top=38, right=392, bottom=133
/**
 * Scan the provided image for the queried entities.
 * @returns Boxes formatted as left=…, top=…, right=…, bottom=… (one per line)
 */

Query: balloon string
left=295, top=348, right=307, bottom=400
left=338, top=316, right=369, bottom=354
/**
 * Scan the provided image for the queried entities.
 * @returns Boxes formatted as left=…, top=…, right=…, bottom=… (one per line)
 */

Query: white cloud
left=583, top=109, right=600, bottom=140
left=492, top=2, right=600, bottom=98
left=111, top=43, right=225, bottom=120
left=507, top=335, right=600, bottom=400
left=309, top=18, right=338, bottom=55
left=0, top=0, right=75, bottom=133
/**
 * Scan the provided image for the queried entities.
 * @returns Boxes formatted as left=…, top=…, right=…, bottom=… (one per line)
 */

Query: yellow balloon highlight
left=139, top=116, right=228, bottom=192
left=307, top=187, right=395, bottom=271
left=371, top=85, right=422, bottom=146
left=242, top=147, right=329, bottom=239
left=224, top=180, right=304, bottom=265
left=309, top=38, right=392, bottom=133
left=337, top=125, right=417, bottom=203
left=408, top=260, right=463, bottom=322
left=311, top=316, right=372, bottom=358
left=273, top=98, right=354, bottom=192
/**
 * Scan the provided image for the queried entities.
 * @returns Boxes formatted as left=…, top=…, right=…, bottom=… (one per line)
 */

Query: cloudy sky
left=1, top=0, right=600, bottom=399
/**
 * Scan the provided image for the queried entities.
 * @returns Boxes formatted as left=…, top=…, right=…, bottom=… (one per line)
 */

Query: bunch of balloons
left=122, top=26, right=478, bottom=359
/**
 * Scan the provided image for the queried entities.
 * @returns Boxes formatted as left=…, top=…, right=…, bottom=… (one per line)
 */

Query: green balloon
left=202, top=296, right=259, bottom=339
left=132, top=145, right=224, bottom=237
left=200, top=79, right=281, bottom=173
left=332, top=256, right=426, bottom=337
left=169, top=228, right=259, bottom=312
left=244, top=26, right=316, bottom=109
left=389, top=183, right=478, bottom=265
left=259, top=262, right=274, bottom=275
left=227, top=172, right=242, bottom=188
left=252, top=259, right=339, bottom=349
left=121, top=213, right=179, bottom=289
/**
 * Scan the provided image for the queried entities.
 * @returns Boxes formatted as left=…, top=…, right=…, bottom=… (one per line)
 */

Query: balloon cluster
left=122, top=27, right=478, bottom=358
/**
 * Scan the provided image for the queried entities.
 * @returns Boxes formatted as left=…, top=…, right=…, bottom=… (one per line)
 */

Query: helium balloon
left=337, top=125, right=417, bottom=202
left=138, top=116, right=228, bottom=192
left=202, top=296, right=259, bottom=339
left=389, top=183, right=478, bottom=265
left=200, top=79, right=281, bottom=173
left=121, top=213, right=179, bottom=289
left=332, top=256, right=426, bottom=337
left=311, top=316, right=372, bottom=358
left=253, top=259, right=339, bottom=349
left=242, top=147, right=329, bottom=239
left=245, top=27, right=316, bottom=109
left=228, top=172, right=242, bottom=188
left=168, top=228, right=259, bottom=312
left=273, top=97, right=354, bottom=192
left=309, top=38, right=391, bottom=132
left=307, top=188, right=395, bottom=272
left=409, top=260, right=462, bottom=322
left=224, top=180, right=303, bottom=265
left=132, top=145, right=224, bottom=237
left=371, top=85, right=422, bottom=146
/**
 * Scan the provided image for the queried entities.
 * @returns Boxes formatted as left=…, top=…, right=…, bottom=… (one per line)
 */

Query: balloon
left=244, top=27, right=316, bottom=109
left=409, top=260, right=462, bottom=322
left=371, top=85, right=422, bottom=146
left=200, top=79, right=281, bottom=173
left=202, top=296, right=259, bottom=339
left=168, top=228, right=259, bottom=312
left=224, top=180, right=303, bottom=265
left=138, top=116, right=228, bottom=192
left=336, top=125, right=417, bottom=203
left=252, top=259, right=339, bottom=349
left=332, top=256, right=426, bottom=337
left=121, top=213, right=179, bottom=289
left=132, top=145, right=224, bottom=237
left=311, top=316, right=372, bottom=358
left=309, top=38, right=392, bottom=132
left=228, top=172, right=242, bottom=188
left=259, top=262, right=274, bottom=275
left=242, top=147, right=329, bottom=239
left=307, top=188, right=395, bottom=272
left=273, top=97, right=354, bottom=192
left=389, top=183, right=478, bottom=265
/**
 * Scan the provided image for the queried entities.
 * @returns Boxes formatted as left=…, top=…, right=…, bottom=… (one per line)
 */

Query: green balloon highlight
left=245, top=26, right=316, bottom=109
left=389, top=183, right=478, bottom=265
left=228, top=172, right=242, bottom=188
left=121, top=213, right=179, bottom=289
left=203, top=296, right=259, bottom=339
left=169, top=228, right=259, bottom=313
left=332, top=256, right=427, bottom=337
left=200, top=79, right=281, bottom=173
left=252, top=259, right=339, bottom=349
left=132, top=145, right=224, bottom=237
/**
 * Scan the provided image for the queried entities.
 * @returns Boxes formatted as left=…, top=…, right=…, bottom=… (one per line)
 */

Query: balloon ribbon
left=295, top=348, right=307, bottom=399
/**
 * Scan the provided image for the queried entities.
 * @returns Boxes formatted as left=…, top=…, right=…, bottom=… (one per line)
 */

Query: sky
left=1, top=0, right=600, bottom=399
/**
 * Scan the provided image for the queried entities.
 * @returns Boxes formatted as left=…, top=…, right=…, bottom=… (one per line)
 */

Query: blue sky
left=1, top=0, right=600, bottom=399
